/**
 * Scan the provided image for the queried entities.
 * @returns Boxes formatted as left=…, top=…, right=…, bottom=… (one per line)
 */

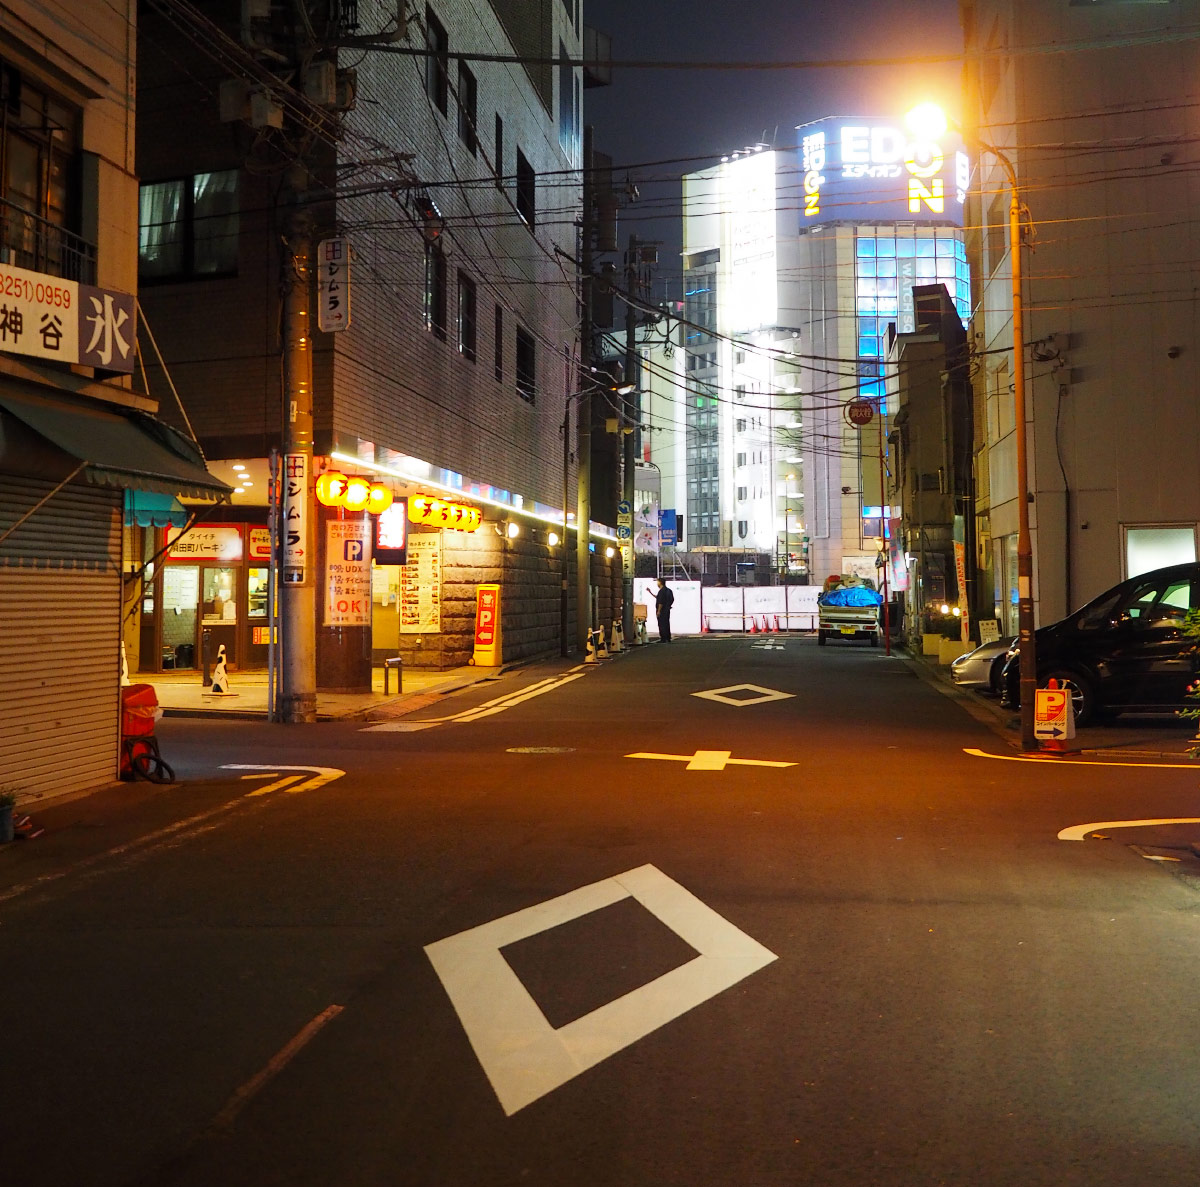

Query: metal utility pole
left=576, top=128, right=596, bottom=657
left=622, top=233, right=639, bottom=647
left=1010, top=183, right=1036, bottom=752
left=279, top=163, right=317, bottom=723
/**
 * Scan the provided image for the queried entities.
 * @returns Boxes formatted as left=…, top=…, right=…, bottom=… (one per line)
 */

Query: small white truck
left=817, top=585, right=882, bottom=646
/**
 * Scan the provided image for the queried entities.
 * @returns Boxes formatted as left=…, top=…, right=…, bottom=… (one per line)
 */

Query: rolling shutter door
left=0, top=478, right=122, bottom=798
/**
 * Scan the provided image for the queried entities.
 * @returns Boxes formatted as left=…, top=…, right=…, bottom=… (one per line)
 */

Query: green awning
left=124, top=489, right=189, bottom=528
left=0, top=390, right=231, bottom=500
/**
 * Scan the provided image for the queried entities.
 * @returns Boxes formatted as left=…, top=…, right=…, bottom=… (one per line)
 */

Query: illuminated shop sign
left=721, top=150, right=777, bottom=331
left=410, top=493, right=483, bottom=532
left=314, top=470, right=394, bottom=514
left=798, top=118, right=969, bottom=226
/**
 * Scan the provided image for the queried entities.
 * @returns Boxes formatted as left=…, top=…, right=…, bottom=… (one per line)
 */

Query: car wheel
left=1044, top=669, right=1095, bottom=728
left=988, top=656, right=1007, bottom=696
left=868, top=632, right=878, bottom=647
left=818, top=630, right=827, bottom=646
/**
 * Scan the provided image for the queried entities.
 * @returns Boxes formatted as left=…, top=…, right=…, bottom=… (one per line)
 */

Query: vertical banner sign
left=317, top=237, right=351, bottom=333
left=897, top=258, right=917, bottom=333
left=282, top=452, right=308, bottom=584
left=400, top=534, right=441, bottom=633
left=472, top=583, right=502, bottom=667
left=324, top=520, right=372, bottom=626
left=953, top=538, right=969, bottom=643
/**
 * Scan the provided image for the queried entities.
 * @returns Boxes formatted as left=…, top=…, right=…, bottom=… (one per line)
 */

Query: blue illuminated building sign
left=798, top=117, right=969, bottom=227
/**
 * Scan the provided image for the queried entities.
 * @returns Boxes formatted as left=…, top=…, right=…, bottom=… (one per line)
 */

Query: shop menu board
left=401, top=535, right=441, bottom=633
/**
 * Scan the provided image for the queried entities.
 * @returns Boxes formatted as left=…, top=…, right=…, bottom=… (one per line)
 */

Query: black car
left=1001, top=562, right=1200, bottom=726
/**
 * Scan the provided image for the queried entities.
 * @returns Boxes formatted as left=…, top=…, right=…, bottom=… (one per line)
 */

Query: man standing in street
left=655, top=578, right=674, bottom=643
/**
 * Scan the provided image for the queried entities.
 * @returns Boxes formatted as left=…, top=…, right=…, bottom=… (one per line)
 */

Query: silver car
left=950, top=636, right=1016, bottom=695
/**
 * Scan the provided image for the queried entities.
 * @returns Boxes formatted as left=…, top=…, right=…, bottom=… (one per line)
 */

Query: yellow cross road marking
left=626, top=749, right=796, bottom=771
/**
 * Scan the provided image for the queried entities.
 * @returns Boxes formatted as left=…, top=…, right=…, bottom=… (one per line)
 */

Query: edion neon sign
left=799, top=119, right=969, bottom=225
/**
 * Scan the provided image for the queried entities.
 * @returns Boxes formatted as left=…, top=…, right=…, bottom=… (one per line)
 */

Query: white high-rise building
left=677, top=119, right=971, bottom=582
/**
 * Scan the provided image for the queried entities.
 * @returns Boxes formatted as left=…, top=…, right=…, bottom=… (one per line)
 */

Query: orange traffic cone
left=749, top=616, right=759, bottom=634
left=701, top=616, right=710, bottom=634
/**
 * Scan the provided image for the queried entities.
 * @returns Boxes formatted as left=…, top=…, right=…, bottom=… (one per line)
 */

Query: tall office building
left=677, top=118, right=970, bottom=582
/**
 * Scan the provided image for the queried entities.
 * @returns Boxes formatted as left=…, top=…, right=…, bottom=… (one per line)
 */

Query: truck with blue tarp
left=817, top=582, right=883, bottom=646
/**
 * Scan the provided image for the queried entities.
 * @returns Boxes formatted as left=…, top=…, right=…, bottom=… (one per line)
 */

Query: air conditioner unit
left=249, top=89, right=283, bottom=129
left=219, top=78, right=251, bottom=123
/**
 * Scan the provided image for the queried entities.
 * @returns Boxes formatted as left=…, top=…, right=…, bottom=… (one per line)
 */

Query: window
left=1126, top=526, right=1197, bottom=577
left=494, top=114, right=504, bottom=188
left=2, top=75, right=88, bottom=280
left=493, top=304, right=503, bottom=380
left=457, top=61, right=477, bottom=154
left=736, top=452, right=746, bottom=467
left=138, top=170, right=239, bottom=281
left=515, top=325, right=536, bottom=402
left=425, top=7, right=448, bottom=114
left=736, top=418, right=746, bottom=433
left=558, top=42, right=578, bottom=154
left=737, top=486, right=747, bottom=501
left=515, top=148, right=535, bottom=227
left=456, top=271, right=476, bottom=361
left=424, top=241, right=446, bottom=338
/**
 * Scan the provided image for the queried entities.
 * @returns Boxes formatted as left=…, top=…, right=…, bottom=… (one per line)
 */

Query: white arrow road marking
left=425, top=864, right=777, bottom=1116
left=1059, top=818, right=1200, bottom=841
left=965, top=748, right=1199, bottom=769
left=627, top=749, right=796, bottom=771
left=222, top=765, right=344, bottom=795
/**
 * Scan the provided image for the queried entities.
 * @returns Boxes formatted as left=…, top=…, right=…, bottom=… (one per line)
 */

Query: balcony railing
left=0, top=197, right=97, bottom=285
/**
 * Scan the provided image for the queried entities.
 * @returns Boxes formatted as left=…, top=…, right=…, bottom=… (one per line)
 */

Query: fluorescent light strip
left=330, top=452, right=618, bottom=542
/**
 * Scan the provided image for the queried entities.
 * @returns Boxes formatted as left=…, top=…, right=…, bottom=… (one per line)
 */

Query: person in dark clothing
left=655, top=578, right=674, bottom=643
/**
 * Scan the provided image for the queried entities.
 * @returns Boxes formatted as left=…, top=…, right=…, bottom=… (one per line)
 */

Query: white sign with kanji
left=324, top=520, right=372, bottom=626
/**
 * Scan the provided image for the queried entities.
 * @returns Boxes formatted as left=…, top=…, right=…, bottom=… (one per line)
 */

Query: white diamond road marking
left=424, top=864, right=778, bottom=1116
left=691, top=683, right=795, bottom=707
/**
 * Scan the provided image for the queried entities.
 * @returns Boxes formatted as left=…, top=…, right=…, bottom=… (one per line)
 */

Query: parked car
left=950, top=636, right=1015, bottom=695
left=1000, top=563, right=1200, bottom=726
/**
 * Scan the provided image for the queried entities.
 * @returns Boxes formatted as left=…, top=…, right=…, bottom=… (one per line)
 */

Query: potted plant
left=0, top=788, right=17, bottom=844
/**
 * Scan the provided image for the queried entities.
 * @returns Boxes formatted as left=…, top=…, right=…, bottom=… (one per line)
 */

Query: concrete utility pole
left=622, top=233, right=639, bottom=647
left=280, top=163, right=317, bottom=723
left=576, top=127, right=595, bottom=656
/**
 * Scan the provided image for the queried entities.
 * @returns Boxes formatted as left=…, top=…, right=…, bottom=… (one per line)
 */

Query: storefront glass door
left=162, top=564, right=199, bottom=668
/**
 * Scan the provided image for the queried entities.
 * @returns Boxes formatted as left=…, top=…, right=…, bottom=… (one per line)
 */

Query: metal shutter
left=0, top=478, right=122, bottom=798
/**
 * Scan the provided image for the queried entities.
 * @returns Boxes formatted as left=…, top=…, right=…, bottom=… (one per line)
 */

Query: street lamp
left=907, top=104, right=1038, bottom=752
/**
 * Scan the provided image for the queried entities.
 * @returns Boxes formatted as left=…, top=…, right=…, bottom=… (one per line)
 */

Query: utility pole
left=576, top=126, right=595, bottom=656
left=280, top=163, right=317, bottom=723
left=622, top=233, right=639, bottom=647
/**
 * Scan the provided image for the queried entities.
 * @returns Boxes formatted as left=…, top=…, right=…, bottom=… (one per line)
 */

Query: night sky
left=583, top=0, right=964, bottom=295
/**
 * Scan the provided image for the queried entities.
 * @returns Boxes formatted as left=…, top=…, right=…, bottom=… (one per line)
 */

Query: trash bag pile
left=818, top=584, right=883, bottom=607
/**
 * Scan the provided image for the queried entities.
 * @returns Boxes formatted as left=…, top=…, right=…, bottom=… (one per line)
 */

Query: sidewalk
left=903, top=641, right=1198, bottom=762
left=143, top=664, right=499, bottom=722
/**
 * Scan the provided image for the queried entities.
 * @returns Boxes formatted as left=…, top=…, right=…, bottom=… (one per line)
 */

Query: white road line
left=453, top=672, right=586, bottom=721
left=425, top=864, right=777, bottom=1115
left=1059, top=818, right=1200, bottom=841
left=209, top=1005, right=344, bottom=1131
left=964, top=747, right=1199, bottom=769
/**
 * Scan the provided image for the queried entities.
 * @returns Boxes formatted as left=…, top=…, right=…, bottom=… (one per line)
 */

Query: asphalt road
left=3, top=636, right=1200, bottom=1186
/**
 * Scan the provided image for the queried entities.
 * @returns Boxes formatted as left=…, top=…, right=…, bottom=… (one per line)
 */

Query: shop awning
left=0, top=390, right=231, bottom=500
left=124, top=489, right=189, bottom=528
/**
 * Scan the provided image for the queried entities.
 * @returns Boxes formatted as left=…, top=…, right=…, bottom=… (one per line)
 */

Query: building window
left=139, top=170, right=239, bottom=281
left=558, top=42, right=578, bottom=155
left=737, top=486, right=747, bottom=501
left=2, top=75, right=89, bottom=281
left=425, top=7, right=448, bottom=115
left=515, top=148, right=535, bottom=227
left=515, top=325, right=536, bottom=402
left=494, top=304, right=503, bottom=380
left=494, top=114, right=504, bottom=188
left=736, top=452, right=746, bottom=467
left=424, top=241, right=446, bottom=339
left=457, top=61, right=477, bottom=154
left=736, top=418, right=746, bottom=433
left=457, top=271, right=476, bottom=361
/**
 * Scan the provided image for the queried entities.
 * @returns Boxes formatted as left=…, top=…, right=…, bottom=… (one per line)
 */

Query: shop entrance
left=162, top=564, right=199, bottom=668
